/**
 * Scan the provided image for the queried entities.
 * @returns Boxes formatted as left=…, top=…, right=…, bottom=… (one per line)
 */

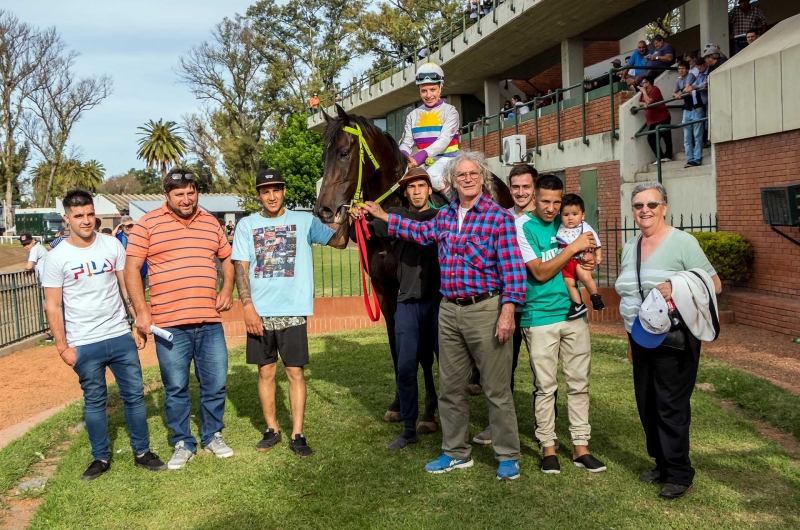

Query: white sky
left=7, top=1, right=373, bottom=178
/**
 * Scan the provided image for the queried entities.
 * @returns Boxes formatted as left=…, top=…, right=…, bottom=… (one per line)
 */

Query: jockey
left=399, top=62, right=460, bottom=194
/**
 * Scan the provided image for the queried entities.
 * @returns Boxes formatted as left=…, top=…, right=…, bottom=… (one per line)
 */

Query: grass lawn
left=312, top=246, right=362, bottom=298
left=8, top=329, right=800, bottom=529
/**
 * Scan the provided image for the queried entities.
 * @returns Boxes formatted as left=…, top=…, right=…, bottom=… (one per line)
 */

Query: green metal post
left=493, top=0, right=497, bottom=24
left=463, top=14, right=468, bottom=44
left=655, top=127, right=663, bottom=183
left=499, top=109, right=503, bottom=157
left=482, top=116, right=487, bottom=153
left=582, top=78, right=589, bottom=145
left=534, top=98, right=541, bottom=155
left=610, top=69, right=619, bottom=140
left=556, top=89, right=564, bottom=151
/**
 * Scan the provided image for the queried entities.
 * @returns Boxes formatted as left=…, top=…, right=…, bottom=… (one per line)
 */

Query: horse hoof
left=467, top=384, right=483, bottom=396
left=417, top=421, right=439, bottom=435
left=383, top=410, right=402, bottom=423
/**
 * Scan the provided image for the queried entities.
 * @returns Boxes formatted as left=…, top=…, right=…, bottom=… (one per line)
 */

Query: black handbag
left=636, top=236, right=687, bottom=351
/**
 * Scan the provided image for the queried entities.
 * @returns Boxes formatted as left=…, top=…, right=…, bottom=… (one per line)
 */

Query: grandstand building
left=310, top=0, right=800, bottom=334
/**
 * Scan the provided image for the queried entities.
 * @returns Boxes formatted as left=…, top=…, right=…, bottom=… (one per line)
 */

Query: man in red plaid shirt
left=359, top=150, right=526, bottom=480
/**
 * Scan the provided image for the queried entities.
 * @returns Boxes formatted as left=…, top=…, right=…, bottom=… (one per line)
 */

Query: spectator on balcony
left=639, top=76, right=673, bottom=163
left=687, top=57, right=710, bottom=145
left=702, top=44, right=727, bottom=74
left=465, top=0, right=479, bottom=19
left=729, top=0, right=767, bottom=54
left=503, top=100, right=514, bottom=121
left=642, top=35, right=676, bottom=82
left=512, top=95, right=529, bottom=116
left=746, top=28, right=760, bottom=45
left=683, top=52, right=699, bottom=76
left=472, top=114, right=484, bottom=131
left=673, top=60, right=703, bottom=168
left=625, top=41, right=649, bottom=88
left=308, top=93, right=320, bottom=115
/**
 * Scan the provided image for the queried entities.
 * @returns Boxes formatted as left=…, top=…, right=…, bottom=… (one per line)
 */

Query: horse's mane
left=322, top=113, right=408, bottom=173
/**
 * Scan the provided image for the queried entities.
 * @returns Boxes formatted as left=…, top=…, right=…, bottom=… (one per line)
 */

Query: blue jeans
left=682, top=108, right=704, bottom=164
left=73, top=333, right=150, bottom=461
left=155, top=323, right=228, bottom=451
left=395, top=300, right=440, bottom=430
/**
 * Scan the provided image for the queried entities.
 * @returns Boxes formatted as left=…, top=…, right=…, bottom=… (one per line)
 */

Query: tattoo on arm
left=234, top=261, right=252, bottom=306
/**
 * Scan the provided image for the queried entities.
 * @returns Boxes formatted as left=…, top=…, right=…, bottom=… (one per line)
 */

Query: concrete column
left=561, top=38, right=584, bottom=99
left=699, top=0, right=729, bottom=56
left=683, top=0, right=701, bottom=29
left=483, top=76, right=500, bottom=118
left=620, top=28, right=647, bottom=53
left=446, top=94, right=464, bottom=128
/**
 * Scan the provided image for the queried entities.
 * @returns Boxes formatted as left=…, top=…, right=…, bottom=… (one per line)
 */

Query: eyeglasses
left=456, top=171, right=481, bottom=181
left=169, top=173, right=195, bottom=180
left=632, top=201, right=665, bottom=211
left=416, top=73, right=443, bottom=83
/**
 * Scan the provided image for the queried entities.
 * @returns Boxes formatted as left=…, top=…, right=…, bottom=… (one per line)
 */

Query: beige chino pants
left=525, top=318, right=592, bottom=447
left=438, top=296, right=521, bottom=461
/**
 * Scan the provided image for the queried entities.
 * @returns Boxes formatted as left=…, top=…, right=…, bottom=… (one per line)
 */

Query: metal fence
left=593, top=213, right=718, bottom=287
left=0, top=271, right=48, bottom=348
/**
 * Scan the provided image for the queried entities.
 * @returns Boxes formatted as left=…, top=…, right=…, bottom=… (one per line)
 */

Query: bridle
left=340, top=123, right=399, bottom=212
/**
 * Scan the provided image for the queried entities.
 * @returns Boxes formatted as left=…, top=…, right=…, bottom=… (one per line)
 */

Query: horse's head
left=314, top=105, right=380, bottom=223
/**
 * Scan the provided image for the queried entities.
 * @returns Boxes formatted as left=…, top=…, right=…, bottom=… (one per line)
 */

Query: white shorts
left=425, top=157, right=452, bottom=193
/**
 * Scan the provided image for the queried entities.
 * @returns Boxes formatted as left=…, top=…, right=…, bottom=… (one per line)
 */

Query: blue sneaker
left=496, top=459, right=520, bottom=480
left=425, top=454, right=474, bottom=474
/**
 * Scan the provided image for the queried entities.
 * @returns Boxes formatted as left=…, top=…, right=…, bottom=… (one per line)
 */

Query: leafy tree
left=246, top=0, right=363, bottom=110
left=23, top=49, right=112, bottom=207
left=353, top=0, right=463, bottom=72
left=0, top=11, right=62, bottom=227
left=136, top=119, right=187, bottom=179
left=177, top=17, right=277, bottom=197
left=29, top=157, right=105, bottom=204
left=72, top=159, right=104, bottom=192
left=128, top=167, right=161, bottom=194
left=98, top=172, right=142, bottom=194
left=262, top=113, right=322, bottom=210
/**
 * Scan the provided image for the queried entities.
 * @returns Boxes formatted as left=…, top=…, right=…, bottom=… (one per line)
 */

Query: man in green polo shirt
left=516, top=174, right=606, bottom=475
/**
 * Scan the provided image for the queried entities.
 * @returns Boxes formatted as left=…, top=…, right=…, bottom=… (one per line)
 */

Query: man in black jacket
left=357, top=168, right=442, bottom=450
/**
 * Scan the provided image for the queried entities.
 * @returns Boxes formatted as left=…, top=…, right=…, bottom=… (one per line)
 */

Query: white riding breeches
left=425, top=157, right=452, bottom=193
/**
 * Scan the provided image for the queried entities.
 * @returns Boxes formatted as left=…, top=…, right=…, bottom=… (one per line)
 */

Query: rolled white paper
left=150, top=325, right=173, bottom=342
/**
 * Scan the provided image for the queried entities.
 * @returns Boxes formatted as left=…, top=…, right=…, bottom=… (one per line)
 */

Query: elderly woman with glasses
left=615, top=181, right=721, bottom=500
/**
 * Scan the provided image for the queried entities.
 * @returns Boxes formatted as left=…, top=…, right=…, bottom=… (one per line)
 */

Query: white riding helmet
left=415, top=62, right=444, bottom=85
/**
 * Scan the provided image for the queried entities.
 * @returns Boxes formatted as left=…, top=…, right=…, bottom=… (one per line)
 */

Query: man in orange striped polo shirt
left=125, top=168, right=235, bottom=470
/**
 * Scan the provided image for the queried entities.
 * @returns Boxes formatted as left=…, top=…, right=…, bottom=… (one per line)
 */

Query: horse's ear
left=335, top=104, right=349, bottom=124
left=322, top=108, right=331, bottom=123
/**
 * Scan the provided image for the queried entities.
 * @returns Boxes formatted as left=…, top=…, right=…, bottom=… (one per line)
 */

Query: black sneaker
left=387, top=433, right=420, bottom=451
left=289, top=434, right=313, bottom=458
left=573, top=454, right=607, bottom=473
left=540, top=455, right=560, bottom=474
left=81, top=460, right=110, bottom=481
left=659, top=483, right=693, bottom=500
left=566, top=302, right=588, bottom=320
left=256, top=429, right=282, bottom=452
left=590, top=294, right=604, bottom=311
left=134, top=451, right=167, bottom=472
left=684, top=162, right=693, bottom=168
left=639, top=467, right=666, bottom=483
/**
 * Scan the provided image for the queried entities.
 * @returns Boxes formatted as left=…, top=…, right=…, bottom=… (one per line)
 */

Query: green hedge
left=691, top=231, right=754, bottom=283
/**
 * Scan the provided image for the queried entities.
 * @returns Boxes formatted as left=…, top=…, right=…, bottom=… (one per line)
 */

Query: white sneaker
left=168, top=441, right=195, bottom=470
left=660, top=157, right=672, bottom=162
left=203, top=432, right=234, bottom=458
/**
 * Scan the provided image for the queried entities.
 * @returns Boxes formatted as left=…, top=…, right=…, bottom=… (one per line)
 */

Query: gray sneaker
left=167, top=441, right=196, bottom=470
left=203, top=432, right=234, bottom=458
left=472, top=426, right=491, bottom=445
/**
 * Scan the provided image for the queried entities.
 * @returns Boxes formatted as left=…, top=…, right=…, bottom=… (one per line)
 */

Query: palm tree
left=75, top=160, right=105, bottom=192
left=136, top=119, right=187, bottom=179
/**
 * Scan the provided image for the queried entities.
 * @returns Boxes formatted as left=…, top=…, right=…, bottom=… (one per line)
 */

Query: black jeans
left=647, top=116, right=673, bottom=160
left=395, top=300, right=440, bottom=430
left=630, top=332, right=700, bottom=486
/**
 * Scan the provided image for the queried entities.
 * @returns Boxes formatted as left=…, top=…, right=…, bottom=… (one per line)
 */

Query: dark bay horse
left=314, top=104, right=513, bottom=432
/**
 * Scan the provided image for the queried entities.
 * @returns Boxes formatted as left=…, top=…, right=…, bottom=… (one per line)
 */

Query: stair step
left=653, top=148, right=711, bottom=163
left=635, top=164, right=712, bottom=182
left=646, top=159, right=710, bottom=172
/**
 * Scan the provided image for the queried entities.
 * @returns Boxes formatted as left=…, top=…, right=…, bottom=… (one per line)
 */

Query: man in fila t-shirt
left=232, top=169, right=348, bottom=457
left=41, top=189, right=167, bottom=481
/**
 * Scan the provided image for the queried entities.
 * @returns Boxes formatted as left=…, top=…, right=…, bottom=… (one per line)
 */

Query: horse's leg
left=376, top=285, right=401, bottom=423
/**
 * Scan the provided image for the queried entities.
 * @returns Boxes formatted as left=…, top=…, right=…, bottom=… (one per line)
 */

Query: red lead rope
left=353, top=215, right=381, bottom=322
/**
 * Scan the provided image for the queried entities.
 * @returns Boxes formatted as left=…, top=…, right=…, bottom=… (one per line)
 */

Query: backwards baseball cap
left=255, top=169, right=285, bottom=188
left=19, top=233, right=33, bottom=245
left=397, top=167, right=432, bottom=188
left=631, top=288, right=671, bottom=349
left=702, top=44, right=721, bottom=57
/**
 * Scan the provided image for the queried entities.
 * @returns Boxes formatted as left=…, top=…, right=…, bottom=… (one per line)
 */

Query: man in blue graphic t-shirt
left=232, top=169, right=348, bottom=457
